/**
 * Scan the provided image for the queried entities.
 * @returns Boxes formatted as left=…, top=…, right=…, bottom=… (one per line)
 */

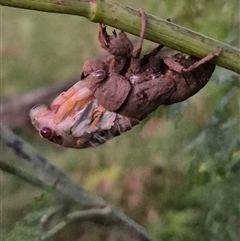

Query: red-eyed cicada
left=30, top=70, right=138, bottom=148
left=30, top=9, right=221, bottom=148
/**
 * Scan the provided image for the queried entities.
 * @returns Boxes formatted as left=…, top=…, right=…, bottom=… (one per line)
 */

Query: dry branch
left=0, top=126, right=155, bottom=241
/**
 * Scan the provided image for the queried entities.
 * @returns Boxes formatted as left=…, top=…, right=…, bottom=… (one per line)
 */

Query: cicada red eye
left=40, top=127, right=53, bottom=139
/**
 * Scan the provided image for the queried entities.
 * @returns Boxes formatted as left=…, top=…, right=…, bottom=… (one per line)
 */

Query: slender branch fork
left=1, top=0, right=240, bottom=74
left=0, top=126, right=155, bottom=241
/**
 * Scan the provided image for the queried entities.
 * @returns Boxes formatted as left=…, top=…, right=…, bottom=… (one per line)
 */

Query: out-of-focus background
left=1, top=0, right=240, bottom=240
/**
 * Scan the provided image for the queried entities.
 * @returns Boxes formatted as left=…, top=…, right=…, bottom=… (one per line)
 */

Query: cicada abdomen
left=69, top=100, right=138, bottom=148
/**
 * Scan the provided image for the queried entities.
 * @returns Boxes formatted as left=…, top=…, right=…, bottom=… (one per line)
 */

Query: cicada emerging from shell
left=30, top=9, right=221, bottom=149
left=30, top=70, right=138, bottom=148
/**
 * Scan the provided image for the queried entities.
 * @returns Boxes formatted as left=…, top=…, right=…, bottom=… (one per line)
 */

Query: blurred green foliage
left=1, top=0, right=240, bottom=240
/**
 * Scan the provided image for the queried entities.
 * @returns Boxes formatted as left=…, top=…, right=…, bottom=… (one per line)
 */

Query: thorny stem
left=1, top=0, right=240, bottom=74
left=0, top=126, right=155, bottom=241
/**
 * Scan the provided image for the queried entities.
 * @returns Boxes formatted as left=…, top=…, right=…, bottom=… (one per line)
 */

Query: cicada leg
left=52, top=83, right=92, bottom=125
left=98, top=24, right=133, bottom=57
left=53, top=71, right=106, bottom=124
left=52, top=80, right=89, bottom=106
left=182, top=48, right=222, bottom=73
left=98, top=24, right=111, bottom=52
left=54, top=86, right=93, bottom=124
left=131, top=8, right=147, bottom=59
left=87, top=104, right=106, bottom=133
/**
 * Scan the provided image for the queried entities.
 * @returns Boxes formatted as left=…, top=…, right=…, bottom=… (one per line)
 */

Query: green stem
left=1, top=0, right=239, bottom=74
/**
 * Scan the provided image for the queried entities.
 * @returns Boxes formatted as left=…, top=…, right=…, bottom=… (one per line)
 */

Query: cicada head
left=30, top=103, right=77, bottom=147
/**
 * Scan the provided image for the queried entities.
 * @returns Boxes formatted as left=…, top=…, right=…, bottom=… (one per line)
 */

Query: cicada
left=30, top=9, right=146, bottom=149
left=30, top=9, right=221, bottom=148
left=30, top=70, right=138, bottom=148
